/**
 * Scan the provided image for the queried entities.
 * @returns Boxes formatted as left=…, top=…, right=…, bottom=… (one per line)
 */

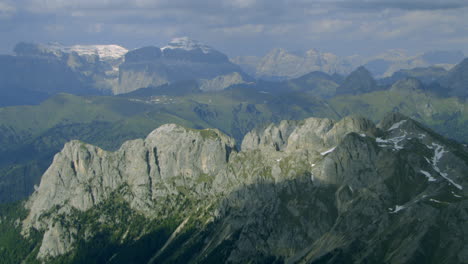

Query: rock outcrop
left=232, top=48, right=357, bottom=80
left=199, top=72, right=246, bottom=92
left=21, top=113, right=468, bottom=263
left=116, top=38, right=247, bottom=94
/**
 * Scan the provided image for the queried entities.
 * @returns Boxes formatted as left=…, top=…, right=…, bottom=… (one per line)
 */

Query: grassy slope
left=329, top=88, right=468, bottom=142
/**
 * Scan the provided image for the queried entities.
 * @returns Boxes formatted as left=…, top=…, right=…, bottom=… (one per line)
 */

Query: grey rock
left=22, top=113, right=468, bottom=262
left=199, top=72, right=246, bottom=92
left=116, top=38, right=247, bottom=94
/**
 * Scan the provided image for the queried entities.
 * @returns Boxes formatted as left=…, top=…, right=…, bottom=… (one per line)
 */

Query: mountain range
left=0, top=38, right=465, bottom=108
left=0, top=37, right=249, bottom=106
left=232, top=48, right=464, bottom=80
left=0, top=38, right=468, bottom=263
left=1, top=59, right=468, bottom=206
left=1, top=112, right=466, bottom=263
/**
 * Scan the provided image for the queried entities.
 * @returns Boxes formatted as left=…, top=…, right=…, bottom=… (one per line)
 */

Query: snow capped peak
left=161, top=37, right=213, bottom=54
left=43, top=43, right=128, bottom=60
left=67, top=45, right=128, bottom=59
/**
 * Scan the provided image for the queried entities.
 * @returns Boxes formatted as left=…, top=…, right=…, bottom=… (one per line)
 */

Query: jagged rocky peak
left=377, top=112, right=436, bottom=140
left=24, top=124, right=236, bottom=230
left=378, top=111, right=411, bottom=131
left=21, top=113, right=468, bottom=262
left=241, top=115, right=377, bottom=152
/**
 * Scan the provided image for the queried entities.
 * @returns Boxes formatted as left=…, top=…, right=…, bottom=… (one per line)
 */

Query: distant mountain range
left=232, top=48, right=465, bottom=80
left=2, top=36, right=468, bottom=264
left=0, top=38, right=249, bottom=106
left=0, top=38, right=465, bottom=107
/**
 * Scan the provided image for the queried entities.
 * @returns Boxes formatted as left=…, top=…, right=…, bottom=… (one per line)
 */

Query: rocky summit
left=116, top=38, right=247, bottom=94
left=20, top=113, right=468, bottom=263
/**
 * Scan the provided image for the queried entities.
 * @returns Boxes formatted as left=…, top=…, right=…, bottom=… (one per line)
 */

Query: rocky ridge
left=232, top=48, right=358, bottom=80
left=116, top=38, right=247, bottom=94
left=21, top=113, right=468, bottom=263
left=233, top=48, right=464, bottom=80
left=11, top=42, right=128, bottom=93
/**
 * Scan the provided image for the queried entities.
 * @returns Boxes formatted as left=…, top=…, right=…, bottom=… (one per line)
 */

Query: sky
left=1, top=0, right=468, bottom=58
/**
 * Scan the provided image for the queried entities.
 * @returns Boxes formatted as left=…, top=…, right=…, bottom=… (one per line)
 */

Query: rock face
left=0, top=39, right=248, bottom=102
left=232, top=48, right=464, bottom=81
left=22, top=113, right=468, bottom=263
left=199, top=72, right=246, bottom=92
left=0, top=42, right=128, bottom=107
left=12, top=42, right=128, bottom=93
left=24, top=124, right=235, bottom=225
left=116, top=37, right=247, bottom=94
left=232, top=48, right=357, bottom=80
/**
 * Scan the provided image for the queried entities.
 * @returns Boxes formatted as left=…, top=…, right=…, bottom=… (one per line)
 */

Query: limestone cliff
left=21, top=113, right=468, bottom=263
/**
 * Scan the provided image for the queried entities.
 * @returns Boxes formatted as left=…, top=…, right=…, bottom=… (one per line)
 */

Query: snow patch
left=46, top=43, right=128, bottom=59
left=376, top=132, right=407, bottom=150
left=452, top=191, right=462, bottom=198
left=389, top=205, right=405, bottom=213
left=420, top=170, right=436, bottom=182
left=432, top=143, right=446, bottom=164
left=429, top=198, right=443, bottom=204
left=321, top=147, right=336, bottom=156
left=162, top=37, right=213, bottom=54
left=426, top=143, right=463, bottom=190
left=388, top=120, right=407, bottom=131
left=359, top=133, right=366, bottom=137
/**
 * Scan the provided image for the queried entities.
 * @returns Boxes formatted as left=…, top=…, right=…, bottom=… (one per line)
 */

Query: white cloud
left=0, top=0, right=15, bottom=19
left=308, top=19, right=352, bottom=34
left=214, top=24, right=265, bottom=35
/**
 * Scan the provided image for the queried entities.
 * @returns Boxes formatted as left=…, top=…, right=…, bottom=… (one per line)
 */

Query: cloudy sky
left=1, top=0, right=467, bottom=57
